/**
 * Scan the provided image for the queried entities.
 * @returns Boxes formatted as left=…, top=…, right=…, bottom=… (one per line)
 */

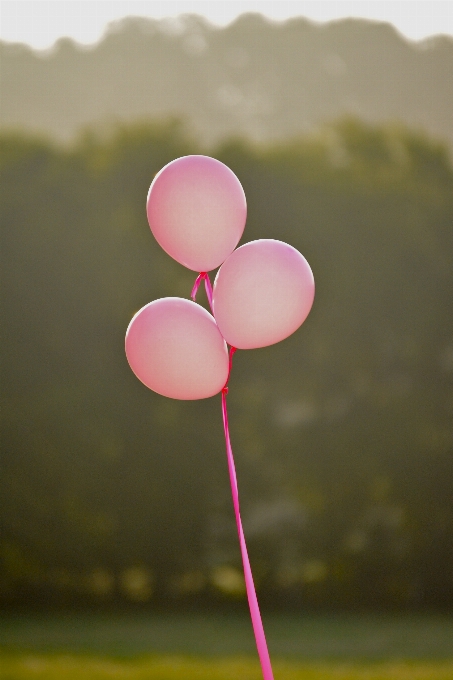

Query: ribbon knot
left=191, top=272, right=214, bottom=312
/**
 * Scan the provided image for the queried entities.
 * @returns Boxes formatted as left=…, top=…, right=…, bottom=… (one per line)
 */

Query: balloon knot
left=222, top=386, right=229, bottom=395
left=191, top=272, right=213, bottom=309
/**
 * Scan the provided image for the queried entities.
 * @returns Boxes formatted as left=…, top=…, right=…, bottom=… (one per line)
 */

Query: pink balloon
left=147, top=155, right=247, bottom=272
left=212, top=239, right=315, bottom=350
left=125, top=298, right=229, bottom=400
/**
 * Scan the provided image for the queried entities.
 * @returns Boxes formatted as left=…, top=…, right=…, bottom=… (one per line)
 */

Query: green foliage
left=1, top=119, right=452, bottom=610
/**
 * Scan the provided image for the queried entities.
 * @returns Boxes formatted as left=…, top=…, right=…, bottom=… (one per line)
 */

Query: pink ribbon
left=191, top=272, right=213, bottom=310
left=192, top=273, right=274, bottom=680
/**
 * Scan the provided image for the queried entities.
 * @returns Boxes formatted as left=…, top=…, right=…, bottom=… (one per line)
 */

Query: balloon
left=212, top=239, right=315, bottom=350
left=125, top=298, right=229, bottom=400
left=146, top=155, right=247, bottom=272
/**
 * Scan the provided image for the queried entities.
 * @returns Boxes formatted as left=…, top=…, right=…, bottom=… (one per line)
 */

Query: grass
left=1, top=613, right=452, bottom=679
left=2, top=612, right=453, bottom=659
left=1, top=654, right=453, bottom=680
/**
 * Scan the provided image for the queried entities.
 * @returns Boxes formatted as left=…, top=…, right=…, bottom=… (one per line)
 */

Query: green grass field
left=2, top=654, right=453, bottom=680
left=1, top=613, right=452, bottom=679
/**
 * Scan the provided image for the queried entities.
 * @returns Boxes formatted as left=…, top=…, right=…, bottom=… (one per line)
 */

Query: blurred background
left=1, top=2, right=453, bottom=666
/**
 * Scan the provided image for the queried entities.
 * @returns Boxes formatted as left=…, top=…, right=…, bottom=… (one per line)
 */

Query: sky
left=1, top=1, right=453, bottom=50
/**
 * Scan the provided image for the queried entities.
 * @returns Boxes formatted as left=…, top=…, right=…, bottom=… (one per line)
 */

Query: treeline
left=1, top=119, right=453, bottom=611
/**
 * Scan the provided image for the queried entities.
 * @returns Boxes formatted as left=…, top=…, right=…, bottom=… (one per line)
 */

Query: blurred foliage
left=1, top=118, right=452, bottom=610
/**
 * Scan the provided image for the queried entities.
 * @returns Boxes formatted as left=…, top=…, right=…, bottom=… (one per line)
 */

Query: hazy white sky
left=1, top=1, right=452, bottom=50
